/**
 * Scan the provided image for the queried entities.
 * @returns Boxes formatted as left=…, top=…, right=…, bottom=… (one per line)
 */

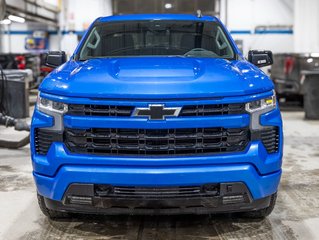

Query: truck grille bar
left=94, top=184, right=220, bottom=199
left=34, top=127, right=280, bottom=156
left=34, top=129, right=62, bottom=155
left=251, top=127, right=280, bottom=154
left=260, top=127, right=280, bottom=153
left=64, top=127, right=250, bottom=156
left=67, top=103, right=246, bottom=117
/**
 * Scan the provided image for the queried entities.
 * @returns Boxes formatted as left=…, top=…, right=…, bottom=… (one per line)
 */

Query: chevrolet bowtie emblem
left=132, top=104, right=182, bottom=120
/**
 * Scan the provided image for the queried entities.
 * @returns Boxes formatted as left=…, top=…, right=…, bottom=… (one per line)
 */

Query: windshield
left=79, top=20, right=235, bottom=60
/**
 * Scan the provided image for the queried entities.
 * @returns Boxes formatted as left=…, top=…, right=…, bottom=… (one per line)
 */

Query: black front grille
left=260, top=127, right=280, bottom=153
left=179, top=103, right=245, bottom=116
left=68, top=104, right=134, bottom=117
left=67, top=103, right=246, bottom=117
left=94, top=184, right=220, bottom=199
left=34, top=129, right=63, bottom=155
left=64, top=127, right=250, bottom=156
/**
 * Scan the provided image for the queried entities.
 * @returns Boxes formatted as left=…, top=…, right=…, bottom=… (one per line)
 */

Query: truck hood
left=40, top=57, right=274, bottom=99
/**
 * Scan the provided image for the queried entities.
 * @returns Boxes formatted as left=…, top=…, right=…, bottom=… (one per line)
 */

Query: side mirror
left=45, top=51, right=67, bottom=68
left=248, top=50, right=273, bottom=68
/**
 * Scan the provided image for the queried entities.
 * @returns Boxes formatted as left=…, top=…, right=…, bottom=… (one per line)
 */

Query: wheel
left=37, top=194, right=70, bottom=219
left=240, top=193, right=277, bottom=219
left=304, top=76, right=319, bottom=119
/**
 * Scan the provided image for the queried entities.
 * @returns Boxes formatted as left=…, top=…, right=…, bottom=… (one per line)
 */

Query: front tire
left=37, top=194, right=70, bottom=219
left=240, top=193, right=277, bottom=219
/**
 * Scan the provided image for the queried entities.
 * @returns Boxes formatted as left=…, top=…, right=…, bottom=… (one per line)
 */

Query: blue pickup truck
left=31, top=14, right=283, bottom=218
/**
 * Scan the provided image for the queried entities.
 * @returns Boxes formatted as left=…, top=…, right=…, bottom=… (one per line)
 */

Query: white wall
left=224, top=0, right=293, bottom=30
left=221, top=0, right=294, bottom=55
left=58, top=0, right=112, bottom=56
left=1, top=23, right=27, bottom=53
left=294, top=0, right=319, bottom=53
left=0, top=0, right=112, bottom=55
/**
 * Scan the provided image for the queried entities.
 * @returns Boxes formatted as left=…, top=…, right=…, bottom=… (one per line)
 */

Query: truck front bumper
left=34, top=157, right=281, bottom=205
left=41, top=182, right=276, bottom=215
left=35, top=162, right=280, bottom=214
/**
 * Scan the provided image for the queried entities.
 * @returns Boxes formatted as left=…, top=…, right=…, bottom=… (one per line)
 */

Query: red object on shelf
left=284, top=56, right=295, bottom=75
left=15, top=55, right=26, bottom=70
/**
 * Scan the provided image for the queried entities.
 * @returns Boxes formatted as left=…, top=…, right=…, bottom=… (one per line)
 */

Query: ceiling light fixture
left=8, top=15, right=25, bottom=23
left=165, top=3, right=173, bottom=9
left=0, top=19, right=11, bottom=25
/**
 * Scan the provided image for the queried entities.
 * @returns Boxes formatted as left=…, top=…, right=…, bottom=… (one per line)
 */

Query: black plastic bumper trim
left=42, top=183, right=272, bottom=215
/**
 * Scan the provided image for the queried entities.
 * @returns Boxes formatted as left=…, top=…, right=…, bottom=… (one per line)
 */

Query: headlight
left=246, top=91, right=276, bottom=113
left=37, top=94, right=68, bottom=114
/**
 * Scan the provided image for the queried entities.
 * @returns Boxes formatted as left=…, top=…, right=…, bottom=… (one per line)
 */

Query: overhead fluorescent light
left=8, top=15, right=25, bottom=23
left=0, top=19, right=11, bottom=25
left=165, top=3, right=173, bottom=9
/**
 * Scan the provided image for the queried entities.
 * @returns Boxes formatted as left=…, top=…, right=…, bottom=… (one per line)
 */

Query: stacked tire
left=304, top=76, right=319, bottom=119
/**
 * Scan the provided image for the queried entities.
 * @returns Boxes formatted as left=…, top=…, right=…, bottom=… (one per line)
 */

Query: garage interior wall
left=52, top=0, right=112, bottom=56
left=0, top=0, right=58, bottom=53
left=294, top=0, right=319, bottom=53
left=0, top=0, right=296, bottom=55
left=221, top=0, right=294, bottom=55
left=1, top=23, right=32, bottom=53
left=0, top=0, right=112, bottom=55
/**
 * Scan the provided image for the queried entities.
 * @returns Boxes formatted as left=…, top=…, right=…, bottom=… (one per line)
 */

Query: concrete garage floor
left=0, top=110, right=319, bottom=240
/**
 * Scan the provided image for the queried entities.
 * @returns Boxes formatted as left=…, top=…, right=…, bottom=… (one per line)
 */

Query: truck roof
left=97, top=14, right=218, bottom=23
